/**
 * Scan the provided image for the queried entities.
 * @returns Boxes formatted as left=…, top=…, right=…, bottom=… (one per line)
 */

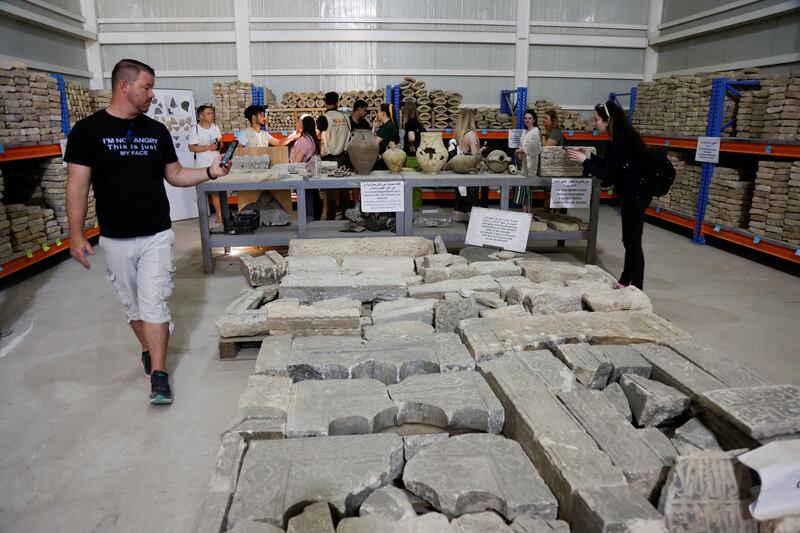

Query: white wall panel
left=529, top=45, right=643, bottom=72
left=661, top=0, right=740, bottom=24
left=96, top=0, right=233, bottom=18
left=101, top=44, right=238, bottom=72
left=659, top=0, right=793, bottom=34
left=530, top=0, right=647, bottom=25
left=0, top=16, right=87, bottom=72
left=98, top=23, right=234, bottom=32
left=249, top=0, right=515, bottom=21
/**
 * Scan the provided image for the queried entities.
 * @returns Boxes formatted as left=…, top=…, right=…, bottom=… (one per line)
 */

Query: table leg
left=500, top=185, right=510, bottom=210
left=197, top=187, right=213, bottom=274
left=586, top=178, right=601, bottom=264
left=296, top=186, right=308, bottom=238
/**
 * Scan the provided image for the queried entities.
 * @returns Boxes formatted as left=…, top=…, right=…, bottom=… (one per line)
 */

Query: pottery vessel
left=382, top=142, right=406, bottom=173
left=446, top=154, right=480, bottom=174
left=348, top=130, right=379, bottom=175
left=416, top=132, right=448, bottom=174
left=485, top=150, right=512, bottom=173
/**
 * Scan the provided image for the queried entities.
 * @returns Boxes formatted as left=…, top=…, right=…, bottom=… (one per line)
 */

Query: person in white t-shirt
left=243, top=105, right=298, bottom=147
left=189, top=104, right=223, bottom=222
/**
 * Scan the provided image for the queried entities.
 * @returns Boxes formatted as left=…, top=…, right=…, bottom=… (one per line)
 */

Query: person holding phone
left=189, top=104, right=223, bottom=223
left=567, top=100, right=652, bottom=290
left=65, top=59, right=231, bottom=405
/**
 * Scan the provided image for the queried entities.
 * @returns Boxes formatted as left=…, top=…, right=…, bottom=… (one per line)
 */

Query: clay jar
left=347, top=130, right=379, bottom=175
left=382, top=142, right=406, bottom=173
left=416, top=132, right=448, bottom=174
left=485, top=150, right=512, bottom=173
left=446, top=154, right=480, bottom=174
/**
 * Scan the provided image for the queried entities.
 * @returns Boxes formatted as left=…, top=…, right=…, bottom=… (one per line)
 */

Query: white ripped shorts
left=100, top=229, right=176, bottom=326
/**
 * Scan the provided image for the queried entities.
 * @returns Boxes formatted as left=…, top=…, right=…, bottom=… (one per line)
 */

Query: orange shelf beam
left=646, top=207, right=800, bottom=263
left=0, top=227, right=100, bottom=279
left=0, top=144, right=62, bottom=162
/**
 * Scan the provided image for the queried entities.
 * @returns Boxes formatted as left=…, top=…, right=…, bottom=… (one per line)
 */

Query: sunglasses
left=126, top=122, right=135, bottom=144
left=597, top=102, right=610, bottom=119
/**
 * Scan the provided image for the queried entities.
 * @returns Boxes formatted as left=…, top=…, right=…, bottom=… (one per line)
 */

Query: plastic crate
left=223, top=210, right=260, bottom=234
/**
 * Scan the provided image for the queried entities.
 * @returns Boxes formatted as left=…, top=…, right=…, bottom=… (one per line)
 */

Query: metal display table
left=402, top=173, right=600, bottom=264
left=196, top=170, right=600, bottom=273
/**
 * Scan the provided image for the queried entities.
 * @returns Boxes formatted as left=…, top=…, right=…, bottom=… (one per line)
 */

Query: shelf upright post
left=515, top=87, right=527, bottom=129
left=50, top=73, right=70, bottom=136
left=694, top=77, right=727, bottom=244
left=628, top=86, right=637, bottom=125
left=393, top=85, right=401, bottom=127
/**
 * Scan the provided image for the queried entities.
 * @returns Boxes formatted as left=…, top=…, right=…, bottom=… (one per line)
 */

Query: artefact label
left=360, top=181, right=405, bottom=212
left=465, top=207, right=532, bottom=252
left=696, top=136, right=721, bottom=163
left=550, top=178, right=591, bottom=208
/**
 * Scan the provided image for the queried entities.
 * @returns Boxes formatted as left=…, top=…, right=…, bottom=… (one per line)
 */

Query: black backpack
left=636, top=147, right=675, bottom=197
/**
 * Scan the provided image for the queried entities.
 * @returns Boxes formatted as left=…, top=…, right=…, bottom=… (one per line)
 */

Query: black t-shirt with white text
left=65, top=110, right=178, bottom=238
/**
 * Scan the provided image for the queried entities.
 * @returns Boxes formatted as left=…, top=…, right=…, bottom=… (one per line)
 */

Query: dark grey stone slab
left=697, top=385, right=800, bottom=440
left=552, top=343, right=611, bottom=388
left=408, top=275, right=500, bottom=299
left=388, top=371, right=505, bottom=434
left=363, top=321, right=434, bottom=341
left=601, top=383, right=632, bottom=422
left=228, top=519, right=284, bottom=533
left=403, top=433, right=450, bottom=461
left=619, top=374, right=690, bottom=427
left=279, top=272, right=408, bottom=304
left=510, top=516, right=570, bottom=532
left=403, top=434, right=558, bottom=521
left=592, top=344, right=652, bottom=382
left=481, top=351, right=578, bottom=395
left=571, top=486, right=664, bottom=533
left=194, top=433, right=247, bottom=533
left=286, top=501, right=335, bottom=533
left=450, top=511, right=513, bottom=532
left=559, top=389, right=669, bottom=500
left=434, top=297, right=479, bottom=333
left=371, top=298, right=436, bottom=325
left=639, top=427, right=678, bottom=465
left=631, top=343, right=725, bottom=399
left=359, top=485, right=416, bottom=520
left=672, top=418, right=722, bottom=454
left=663, top=338, right=771, bottom=388
left=228, top=434, right=404, bottom=528
left=285, top=378, right=397, bottom=438
left=658, top=451, right=758, bottom=533
left=255, top=335, right=295, bottom=376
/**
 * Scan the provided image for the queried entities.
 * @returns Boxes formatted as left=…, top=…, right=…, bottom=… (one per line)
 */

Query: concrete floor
left=0, top=205, right=798, bottom=533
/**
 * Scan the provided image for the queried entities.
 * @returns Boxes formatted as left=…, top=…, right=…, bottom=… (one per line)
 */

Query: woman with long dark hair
left=290, top=114, right=320, bottom=163
left=512, top=108, right=542, bottom=211
left=567, top=100, right=652, bottom=290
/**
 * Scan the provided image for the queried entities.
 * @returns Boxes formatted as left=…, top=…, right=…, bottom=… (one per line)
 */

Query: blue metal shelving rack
left=609, top=87, right=637, bottom=125
left=500, top=87, right=528, bottom=128
left=50, top=73, right=70, bottom=136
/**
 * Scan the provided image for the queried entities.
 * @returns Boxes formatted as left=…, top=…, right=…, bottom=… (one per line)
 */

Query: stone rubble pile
left=90, top=89, right=111, bottom=110
left=213, top=81, right=254, bottom=134
left=198, top=237, right=797, bottom=533
left=0, top=61, right=63, bottom=148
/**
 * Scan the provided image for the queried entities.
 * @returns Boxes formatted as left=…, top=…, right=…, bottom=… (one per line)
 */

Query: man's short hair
left=353, top=99, right=368, bottom=111
left=316, top=115, right=328, bottom=132
left=196, top=104, right=214, bottom=116
left=325, top=92, right=339, bottom=105
left=244, top=105, right=265, bottom=122
left=111, top=59, right=155, bottom=88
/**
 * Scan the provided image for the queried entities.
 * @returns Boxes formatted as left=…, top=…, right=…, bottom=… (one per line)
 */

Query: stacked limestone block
left=42, top=207, right=60, bottom=241
left=763, top=71, right=800, bottom=142
left=749, top=161, right=792, bottom=239
left=90, top=89, right=111, bottom=111
left=6, top=204, right=32, bottom=252
left=0, top=62, right=63, bottom=147
left=705, top=167, right=755, bottom=228
left=532, top=99, right=591, bottom=130
left=0, top=203, right=10, bottom=259
left=652, top=152, right=699, bottom=216
left=213, top=81, right=253, bottom=133
left=39, top=157, right=69, bottom=231
left=634, top=76, right=711, bottom=137
left=785, top=161, right=800, bottom=245
left=65, top=80, right=94, bottom=127
left=736, top=87, right=769, bottom=138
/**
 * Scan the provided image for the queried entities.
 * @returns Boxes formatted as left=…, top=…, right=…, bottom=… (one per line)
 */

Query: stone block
left=267, top=298, right=361, bottom=335
left=697, top=385, right=800, bottom=440
left=224, top=286, right=278, bottom=314
left=279, top=273, right=408, bottom=304
left=601, top=383, right=632, bottom=422
left=228, top=434, right=404, bottom=528
left=422, top=252, right=469, bottom=269
left=582, top=286, right=653, bottom=313
left=239, top=252, right=287, bottom=286
left=255, top=335, right=295, bottom=376
left=459, top=289, right=507, bottom=309
left=571, top=486, right=665, bottom=533
left=539, top=146, right=597, bottom=177
left=620, top=374, right=690, bottom=427
left=451, top=511, right=513, bottom=532
left=459, top=312, right=688, bottom=362
left=522, top=286, right=589, bottom=315
left=403, top=434, right=558, bottom=521
left=363, top=321, right=435, bottom=341
left=387, top=371, right=505, bottom=434
left=631, top=343, right=725, bottom=398
left=469, top=260, right=523, bottom=278
left=227, top=519, right=284, bottom=533
left=495, top=276, right=536, bottom=299
left=285, top=378, right=397, bottom=437
left=288, top=236, right=434, bottom=260
left=552, top=343, right=612, bottom=388
left=423, top=264, right=476, bottom=283
left=359, top=485, right=416, bottom=520
left=238, top=375, right=292, bottom=419
left=194, top=433, right=247, bottom=533
left=671, top=418, right=722, bottom=454
left=592, top=344, right=652, bottom=382
left=408, top=275, right=500, bottom=299
left=287, top=255, right=341, bottom=273
left=403, top=433, right=449, bottom=461
left=518, top=262, right=589, bottom=283
left=559, top=389, right=669, bottom=500
left=342, top=255, right=416, bottom=278
left=434, top=234, right=447, bottom=253
left=481, top=305, right=529, bottom=319
left=372, top=298, right=436, bottom=325
left=434, top=297, right=479, bottom=333
left=510, top=516, right=570, bottom=532
left=658, top=451, right=757, bottom=533
left=224, top=415, right=285, bottom=441
left=482, top=351, right=578, bottom=395
left=287, top=501, right=335, bottom=533
left=458, top=246, right=549, bottom=264
left=662, top=338, right=771, bottom=388
left=216, top=310, right=270, bottom=338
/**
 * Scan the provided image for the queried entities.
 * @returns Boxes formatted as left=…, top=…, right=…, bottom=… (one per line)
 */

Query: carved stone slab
left=663, top=338, right=771, bottom=388
left=632, top=343, right=725, bottom=398
left=552, top=343, right=612, bottom=388
left=539, top=146, right=596, bottom=177
left=697, top=385, right=800, bottom=440
left=571, top=486, right=664, bottom=533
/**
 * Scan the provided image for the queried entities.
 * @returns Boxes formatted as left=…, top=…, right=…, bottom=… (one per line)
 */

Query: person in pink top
left=290, top=115, right=320, bottom=163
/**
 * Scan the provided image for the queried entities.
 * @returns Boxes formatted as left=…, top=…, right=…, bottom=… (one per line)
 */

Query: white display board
left=146, top=88, right=199, bottom=221
left=465, top=207, right=532, bottom=253
left=550, top=178, right=591, bottom=209
left=695, top=136, right=721, bottom=163
left=360, top=181, right=405, bottom=213
left=508, top=129, right=524, bottom=149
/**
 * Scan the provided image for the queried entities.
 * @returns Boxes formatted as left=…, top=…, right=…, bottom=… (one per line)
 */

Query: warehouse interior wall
left=1, top=0, right=798, bottom=108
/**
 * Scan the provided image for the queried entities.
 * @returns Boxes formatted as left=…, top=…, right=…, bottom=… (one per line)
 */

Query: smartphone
left=220, top=140, right=239, bottom=166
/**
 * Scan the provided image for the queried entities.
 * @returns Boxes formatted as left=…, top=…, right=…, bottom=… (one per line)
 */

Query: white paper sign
left=360, top=181, right=405, bottom=213
left=508, top=129, right=524, bottom=149
left=738, top=440, right=800, bottom=520
left=465, top=207, right=532, bottom=253
left=59, top=138, right=68, bottom=168
left=696, top=136, right=721, bottom=163
left=550, top=178, right=591, bottom=208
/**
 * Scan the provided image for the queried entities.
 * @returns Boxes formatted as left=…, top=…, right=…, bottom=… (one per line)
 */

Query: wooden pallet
left=218, top=334, right=268, bottom=360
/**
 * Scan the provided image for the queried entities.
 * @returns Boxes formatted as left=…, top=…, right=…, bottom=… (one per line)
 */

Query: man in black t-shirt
left=65, top=59, right=231, bottom=405
left=349, top=99, right=371, bottom=131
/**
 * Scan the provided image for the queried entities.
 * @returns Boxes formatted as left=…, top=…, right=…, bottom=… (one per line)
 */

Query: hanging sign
left=465, top=207, right=532, bottom=253
left=360, top=180, right=405, bottom=212
left=695, top=136, right=721, bottom=163
left=550, top=178, right=591, bottom=209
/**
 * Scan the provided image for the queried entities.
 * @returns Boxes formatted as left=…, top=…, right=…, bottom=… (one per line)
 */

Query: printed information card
left=550, top=178, right=591, bottom=209
left=465, top=207, right=532, bottom=253
left=360, top=180, right=405, bottom=213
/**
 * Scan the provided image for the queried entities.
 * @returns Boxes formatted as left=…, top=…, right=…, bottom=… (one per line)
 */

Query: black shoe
left=150, top=371, right=173, bottom=405
left=141, top=351, right=151, bottom=375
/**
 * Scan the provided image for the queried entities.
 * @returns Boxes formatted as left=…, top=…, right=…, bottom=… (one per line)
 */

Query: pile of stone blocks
left=213, top=81, right=253, bottom=134
left=704, top=165, right=755, bottom=228
left=785, top=161, right=800, bottom=245
left=0, top=62, right=63, bottom=148
left=763, top=71, right=800, bottom=142
left=538, top=146, right=596, bottom=177
left=5, top=204, right=43, bottom=253
left=633, top=75, right=711, bottom=137
left=749, top=160, right=792, bottom=240
left=532, top=208, right=589, bottom=231
left=651, top=151, right=699, bottom=215
left=64, top=80, right=95, bottom=127
left=90, top=89, right=110, bottom=110
left=38, top=156, right=75, bottom=230
left=531, top=99, right=591, bottom=130
left=737, top=86, right=769, bottom=138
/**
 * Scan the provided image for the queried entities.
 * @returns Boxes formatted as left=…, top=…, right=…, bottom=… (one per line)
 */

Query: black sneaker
left=150, top=371, right=173, bottom=405
left=141, top=350, right=151, bottom=375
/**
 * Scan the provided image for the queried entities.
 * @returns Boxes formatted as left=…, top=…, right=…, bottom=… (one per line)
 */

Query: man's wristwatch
left=206, top=167, right=217, bottom=180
